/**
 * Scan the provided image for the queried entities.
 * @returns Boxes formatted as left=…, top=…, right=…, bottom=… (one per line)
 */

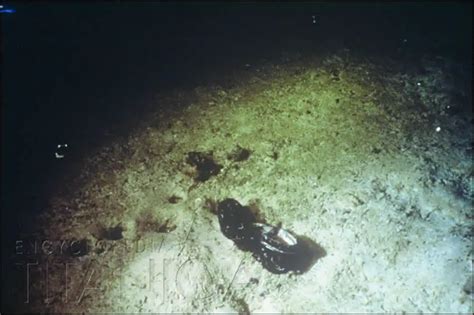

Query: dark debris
left=227, top=145, right=251, bottom=162
left=215, top=198, right=326, bottom=274
left=168, top=195, right=182, bottom=204
left=90, top=224, right=124, bottom=240
left=186, top=151, right=222, bottom=182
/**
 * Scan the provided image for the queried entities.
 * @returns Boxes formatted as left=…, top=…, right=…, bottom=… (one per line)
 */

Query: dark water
left=1, top=3, right=471, bottom=303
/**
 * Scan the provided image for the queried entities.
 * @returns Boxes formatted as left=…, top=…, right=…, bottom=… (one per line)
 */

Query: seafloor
left=10, top=47, right=472, bottom=313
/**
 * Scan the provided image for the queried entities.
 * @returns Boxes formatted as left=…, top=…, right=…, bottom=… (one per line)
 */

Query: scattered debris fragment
left=185, top=151, right=222, bottom=182
left=90, top=223, right=124, bottom=240
left=249, top=277, right=259, bottom=285
left=227, top=145, right=251, bottom=162
left=168, top=195, right=182, bottom=204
